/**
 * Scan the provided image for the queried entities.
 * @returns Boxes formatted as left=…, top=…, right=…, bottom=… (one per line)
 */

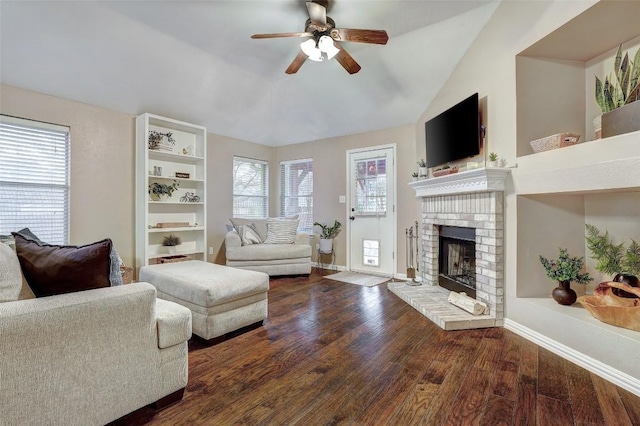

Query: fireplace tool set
left=406, top=221, right=422, bottom=286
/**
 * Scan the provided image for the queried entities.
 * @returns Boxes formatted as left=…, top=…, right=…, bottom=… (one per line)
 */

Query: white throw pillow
left=237, top=224, right=263, bottom=246
left=0, top=242, right=22, bottom=302
left=264, top=219, right=299, bottom=244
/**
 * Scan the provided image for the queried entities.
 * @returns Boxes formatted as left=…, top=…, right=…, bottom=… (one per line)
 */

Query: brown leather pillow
left=13, top=233, right=112, bottom=297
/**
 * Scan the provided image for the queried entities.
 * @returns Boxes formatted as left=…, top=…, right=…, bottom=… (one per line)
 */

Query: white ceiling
left=0, top=0, right=499, bottom=146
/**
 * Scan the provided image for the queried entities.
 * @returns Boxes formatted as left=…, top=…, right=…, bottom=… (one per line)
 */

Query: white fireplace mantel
left=409, top=167, right=510, bottom=197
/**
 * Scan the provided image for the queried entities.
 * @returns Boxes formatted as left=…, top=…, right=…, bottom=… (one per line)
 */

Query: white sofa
left=0, top=282, right=192, bottom=425
left=225, top=217, right=311, bottom=276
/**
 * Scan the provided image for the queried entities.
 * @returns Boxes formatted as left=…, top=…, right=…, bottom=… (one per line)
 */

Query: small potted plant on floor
left=148, top=180, right=179, bottom=201
left=539, top=247, right=592, bottom=305
left=162, top=234, right=182, bottom=254
left=314, top=220, right=342, bottom=253
left=585, top=224, right=640, bottom=298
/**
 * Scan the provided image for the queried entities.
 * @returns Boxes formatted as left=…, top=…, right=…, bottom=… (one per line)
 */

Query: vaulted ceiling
left=0, top=1, right=499, bottom=146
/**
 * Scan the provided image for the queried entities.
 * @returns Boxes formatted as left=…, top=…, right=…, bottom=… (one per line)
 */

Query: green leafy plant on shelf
left=417, top=159, right=427, bottom=168
left=488, top=152, right=499, bottom=162
left=411, top=172, right=419, bottom=178
left=162, top=234, right=182, bottom=247
left=148, top=181, right=179, bottom=200
left=539, top=248, right=593, bottom=284
left=595, top=45, right=640, bottom=113
left=585, top=224, right=640, bottom=276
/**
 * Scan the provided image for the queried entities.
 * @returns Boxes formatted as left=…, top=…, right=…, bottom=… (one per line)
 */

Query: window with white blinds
left=280, top=159, right=313, bottom=234
left=0, top=115, right=70, bottom=244
left=233, top=156, right=269, bottom=218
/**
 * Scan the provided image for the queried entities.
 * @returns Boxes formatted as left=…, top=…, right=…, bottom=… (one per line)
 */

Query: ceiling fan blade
left=331, top=28, right=389, bottom=45
left=285, top=51, right=308, bottom=74
left=334, top=44, right=361, bottom=74
left=306, top=1, right=327, bottom=27
left=251, top=32, right=313, bottom=39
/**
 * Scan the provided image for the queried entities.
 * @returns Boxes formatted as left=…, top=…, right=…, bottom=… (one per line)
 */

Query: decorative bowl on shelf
left=578, top=295, right=640, bottom=332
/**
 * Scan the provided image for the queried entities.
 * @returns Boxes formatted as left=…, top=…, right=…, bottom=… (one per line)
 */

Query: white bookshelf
left=135, top=113, right=207, bottom=268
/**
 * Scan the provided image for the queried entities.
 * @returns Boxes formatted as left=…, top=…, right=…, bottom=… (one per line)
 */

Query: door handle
left=349, top=216, right=355, bottom=221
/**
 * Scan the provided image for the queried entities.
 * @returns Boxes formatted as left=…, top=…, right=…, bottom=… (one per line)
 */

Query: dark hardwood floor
left=132, top=269, right=640, bottom=425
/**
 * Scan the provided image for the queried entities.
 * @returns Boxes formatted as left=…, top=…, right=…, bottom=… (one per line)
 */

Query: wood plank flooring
left=129, top=270, right=640, bottom=425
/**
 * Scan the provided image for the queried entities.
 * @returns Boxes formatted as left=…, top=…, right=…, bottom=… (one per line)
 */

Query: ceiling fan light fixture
left=318, top=35, right=339, bottom=60
left=300, top=38, right=322, bottom=62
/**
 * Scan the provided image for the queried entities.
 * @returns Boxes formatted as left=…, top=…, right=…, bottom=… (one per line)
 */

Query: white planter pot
left=319, top=238, right=333, bottom=253
left=166, top=246, right=177, bottom=254
left=487, top=160, right=498, bottom=168
left=418, top=167, right=428, bottom=177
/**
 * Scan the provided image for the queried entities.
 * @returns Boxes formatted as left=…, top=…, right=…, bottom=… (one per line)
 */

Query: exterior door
left=347, top=146, right=396, bottom=277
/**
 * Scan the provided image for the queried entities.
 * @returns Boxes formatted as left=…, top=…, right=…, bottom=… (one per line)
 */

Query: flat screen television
left=425, top=93, right=480, bottom=168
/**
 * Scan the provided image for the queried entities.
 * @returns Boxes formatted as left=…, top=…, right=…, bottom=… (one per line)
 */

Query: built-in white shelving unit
left=135, top=113, right=207, bottom=268
left=510, top=1, right=640, bottom=389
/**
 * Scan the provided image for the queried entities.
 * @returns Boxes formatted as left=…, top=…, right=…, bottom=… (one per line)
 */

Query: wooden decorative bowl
left=578, top=295, right=640, bottom=332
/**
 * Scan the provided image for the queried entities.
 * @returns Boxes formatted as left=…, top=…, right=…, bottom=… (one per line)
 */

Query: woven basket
left=530, top=133, right=581, bottom=153
left=158, top=255, right=191, bottom=264
left=120, top=266, right=134, bottom=284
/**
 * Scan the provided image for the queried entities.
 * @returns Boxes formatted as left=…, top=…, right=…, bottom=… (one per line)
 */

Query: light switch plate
left=339, top=195, right=346, bottom=203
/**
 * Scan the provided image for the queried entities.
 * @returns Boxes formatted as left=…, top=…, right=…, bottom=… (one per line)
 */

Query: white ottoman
left=140, top=260, right=269, bottom=340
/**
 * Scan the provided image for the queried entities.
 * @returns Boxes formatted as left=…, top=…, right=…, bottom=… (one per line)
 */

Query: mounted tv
left=425, top=93, right=480, bottom=168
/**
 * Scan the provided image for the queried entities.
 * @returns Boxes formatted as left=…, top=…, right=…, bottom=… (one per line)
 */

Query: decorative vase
left=418, top=167, right=428, bottom=178
left=487, top=160, right=498, bottom=168
left=319, top=238, right=333, bottom=253
left=552, top=280, right=577, bottom=305
left=612, top=273, right=639, bottom=298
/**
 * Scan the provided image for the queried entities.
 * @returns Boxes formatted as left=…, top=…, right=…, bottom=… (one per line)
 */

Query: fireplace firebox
left=438, top=226, right=476, bottom=298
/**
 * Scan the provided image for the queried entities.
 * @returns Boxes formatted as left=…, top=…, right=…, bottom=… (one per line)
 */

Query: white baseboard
left=504, top=319, right=640, bottom=397
left=312, top=262, right=347, bottom=272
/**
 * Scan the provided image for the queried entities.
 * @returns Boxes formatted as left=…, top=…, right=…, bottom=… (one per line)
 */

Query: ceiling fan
left=251, top=0, right=388, bottom=75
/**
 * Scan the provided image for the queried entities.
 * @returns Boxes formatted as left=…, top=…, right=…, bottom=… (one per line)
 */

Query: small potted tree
left=314, top=220, right=342, bottom=253
left=539, top=247, right=592, bottom=305
left=162, top=234, right=182, bottom=254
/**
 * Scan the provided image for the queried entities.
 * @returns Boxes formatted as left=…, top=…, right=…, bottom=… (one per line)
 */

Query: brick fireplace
left=388, top=168, right=509, bottom=330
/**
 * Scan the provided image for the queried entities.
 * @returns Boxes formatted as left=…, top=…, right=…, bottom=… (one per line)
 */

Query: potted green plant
left=417, top=159, right=427, bottom=178
left=487, top=152, right=499, bottom=167
left=539, top=247, right=592, bottom=305
left=594, top=44, right=640, bottom=138
left=148, top=180, right=179, bottom=201
left=314, top=220, right=342, bottom=253
left=411, top=171, right=419, bottom=181
left=162, top=234, right=181, bottom=254
left=585, top=224, right=640, bottom=297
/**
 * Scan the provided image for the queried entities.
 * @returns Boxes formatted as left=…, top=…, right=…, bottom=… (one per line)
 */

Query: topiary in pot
left=539, top=247, right=593, bottom=305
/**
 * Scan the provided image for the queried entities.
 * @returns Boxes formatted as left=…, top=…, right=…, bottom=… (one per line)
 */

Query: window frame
left=0, top=115, right=71, bottom=244
left=280, top=158, right=313, bottom=234
left=232, top=156, right=269, bottom=219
